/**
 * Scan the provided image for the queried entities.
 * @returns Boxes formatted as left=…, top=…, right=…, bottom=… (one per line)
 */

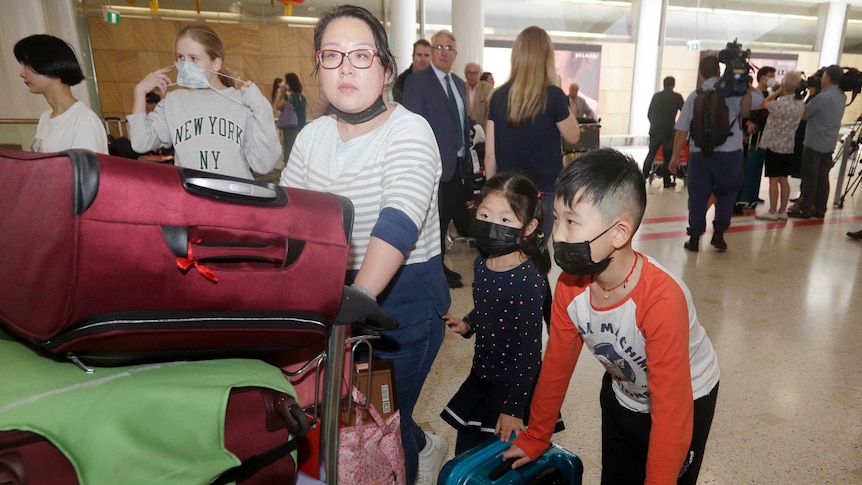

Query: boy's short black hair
left=13, top=34, right=85, bottom=86
left=756, top=66, right=776, bottom=82
left=555, top=148, right=647, bottom=230
left=145, top=91, right=161, bottom=104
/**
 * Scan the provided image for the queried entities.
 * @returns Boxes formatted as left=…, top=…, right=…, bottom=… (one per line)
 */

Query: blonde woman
left=484, top=25, right=580, bottom=237
left=128, top=24, right=279, bottom=179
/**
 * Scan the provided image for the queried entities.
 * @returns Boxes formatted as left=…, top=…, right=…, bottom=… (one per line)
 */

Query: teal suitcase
left=438, top=436, right=582, bottom=484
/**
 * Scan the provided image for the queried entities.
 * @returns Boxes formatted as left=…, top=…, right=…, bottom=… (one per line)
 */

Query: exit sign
left=103, top=7, right=121, bottom=24
left=687, top=40, right=700, bottom=51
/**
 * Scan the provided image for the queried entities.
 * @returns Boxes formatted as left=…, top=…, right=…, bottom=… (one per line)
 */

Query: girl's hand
left=495, top=414, right=526, bottom=442
left=240, top=80, right=254, bottom=94
left=443, top=313, right=469, bottom=335
left=136, top=67, right=174, bottom=99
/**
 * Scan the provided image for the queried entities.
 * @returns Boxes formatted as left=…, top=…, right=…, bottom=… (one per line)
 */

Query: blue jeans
left=361, top=314, right=445, bottom=484
left=686, top=150, right=744, bottom=236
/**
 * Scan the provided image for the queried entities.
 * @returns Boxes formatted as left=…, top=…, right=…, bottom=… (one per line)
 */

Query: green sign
left=105, top=9, right=120, bottom=24
left=687, top=40, right=700, bottom=52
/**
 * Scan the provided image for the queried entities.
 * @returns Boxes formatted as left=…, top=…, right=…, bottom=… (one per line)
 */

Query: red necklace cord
left=594, top=253, right=638, bottom=299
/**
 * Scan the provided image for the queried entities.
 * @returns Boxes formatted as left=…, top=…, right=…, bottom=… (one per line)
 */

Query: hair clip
left=537, top=191, right=542, bottom=199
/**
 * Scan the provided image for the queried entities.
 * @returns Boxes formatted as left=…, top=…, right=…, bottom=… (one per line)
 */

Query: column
left=816, top=1, right=849, bottom=68
left=451, top=0, right=484, bottom=78
left=628, top=0, right=665, bottom=136
left=390, top=0, right=418, bottom=78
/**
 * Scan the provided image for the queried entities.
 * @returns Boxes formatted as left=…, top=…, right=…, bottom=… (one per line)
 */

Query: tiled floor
left=416, top=150, right=862, bottom=484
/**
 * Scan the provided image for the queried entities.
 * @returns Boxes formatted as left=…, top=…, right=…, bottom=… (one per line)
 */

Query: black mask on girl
left=329, top=95, right=388, bottom=124
left=470, top=219, right=522, bottom=256
left=552, top=222, right=618, bottom=276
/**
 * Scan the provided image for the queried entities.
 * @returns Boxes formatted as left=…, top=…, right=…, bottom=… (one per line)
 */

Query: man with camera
left=787, top=65, right=846, bottom=219
left=669, top=55, right=745, bottom=252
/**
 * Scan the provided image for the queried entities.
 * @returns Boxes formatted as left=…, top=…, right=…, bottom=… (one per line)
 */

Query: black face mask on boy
left=470, top=219, right=522, bottom=256
left=552, top=222, right=618, bottom=276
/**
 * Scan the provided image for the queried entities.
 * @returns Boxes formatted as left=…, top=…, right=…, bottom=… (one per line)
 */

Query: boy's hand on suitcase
left=495, top=414, right=525, bottom=443
left=501, top=444, right=532, bottom=470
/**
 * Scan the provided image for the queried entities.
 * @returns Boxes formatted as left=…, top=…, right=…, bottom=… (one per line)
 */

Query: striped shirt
left=279, top=104, right=443, bottom=270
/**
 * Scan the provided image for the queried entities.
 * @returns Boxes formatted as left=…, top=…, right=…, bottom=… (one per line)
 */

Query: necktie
left=444, top=74, right=464, bottom=150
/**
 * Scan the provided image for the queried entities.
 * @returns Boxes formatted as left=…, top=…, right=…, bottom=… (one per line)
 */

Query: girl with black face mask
left=441, top=173, right=563, bottom=455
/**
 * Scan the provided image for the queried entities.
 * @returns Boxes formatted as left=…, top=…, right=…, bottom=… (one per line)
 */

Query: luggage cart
left=563, top=120, right=601, bottom=165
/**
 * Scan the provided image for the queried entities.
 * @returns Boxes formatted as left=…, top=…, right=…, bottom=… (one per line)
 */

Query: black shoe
left=683, top=236, right=699, bottom=252
left=786, top=210, right=811, bottom=219
left=812, top=212, right=825, bottom=219
left=789, top=196, right=799, bottom=203
left=443, top=265, right=462, bottom=281
left=445, top=272, right=463, bottom=288
left=710, top=231, right=727, bottom=252
left=847, top=230, right=862, bottom=240
left=663, top=181, right=677, bottom=188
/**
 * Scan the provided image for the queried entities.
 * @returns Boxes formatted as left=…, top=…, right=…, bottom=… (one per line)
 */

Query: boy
left=503, top=148, right=720, bottom=485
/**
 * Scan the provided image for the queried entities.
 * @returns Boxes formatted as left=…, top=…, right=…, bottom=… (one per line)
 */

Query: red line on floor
left=634, top=213, right=862, bottom=241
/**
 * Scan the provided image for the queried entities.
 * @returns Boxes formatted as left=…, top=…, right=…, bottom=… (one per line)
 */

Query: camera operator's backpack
left=690, top=87, right=732, bottom=156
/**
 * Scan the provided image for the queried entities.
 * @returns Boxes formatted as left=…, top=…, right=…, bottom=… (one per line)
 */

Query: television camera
left=715, top=38, right=752, bottom=97
left=798, top=66, right=862, bottom=105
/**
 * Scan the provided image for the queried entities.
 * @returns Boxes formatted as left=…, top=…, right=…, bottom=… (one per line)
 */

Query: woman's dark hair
left=285, top=73, right=303, bottom=94
left=14, top=34, right=85, bottom=86
left=271, top=77, right=283, bottom=103
left=475, top=173, right=549, bottom=273
left=312, top=5, right=396, bottom=85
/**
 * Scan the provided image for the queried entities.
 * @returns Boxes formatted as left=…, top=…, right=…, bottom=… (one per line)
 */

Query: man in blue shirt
left=669, top=55, right=744, bottom=252
left=788, top=65, right=847, bottom=219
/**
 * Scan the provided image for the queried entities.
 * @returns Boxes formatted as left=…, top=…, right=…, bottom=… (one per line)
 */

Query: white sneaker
left=776, top=212, right=788, bottom=221
left=755, top=212, right=778, bottom=221
left=415, top=431, right=448, bottom=485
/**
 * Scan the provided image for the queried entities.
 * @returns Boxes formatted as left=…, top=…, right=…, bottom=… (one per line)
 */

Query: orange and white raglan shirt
left=513, top=253, right=720, bottom=485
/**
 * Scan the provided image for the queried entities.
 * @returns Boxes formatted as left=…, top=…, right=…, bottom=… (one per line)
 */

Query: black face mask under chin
left=329, top=95, right=388, bottom=124
left=470, top=219, right=522, bottom=256
left=553, top=222, right=618, bottom=276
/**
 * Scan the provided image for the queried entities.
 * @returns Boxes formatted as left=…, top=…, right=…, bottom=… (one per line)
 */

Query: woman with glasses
left=279, top=6, right=450, bottom=484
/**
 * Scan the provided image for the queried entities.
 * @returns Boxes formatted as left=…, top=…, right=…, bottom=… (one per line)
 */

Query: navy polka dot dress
left=442, top=255, right=560, bottom=436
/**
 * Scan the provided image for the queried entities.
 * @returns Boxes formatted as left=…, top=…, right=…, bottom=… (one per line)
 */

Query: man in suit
left=568, top=82, right=596, bottom=120
left=643, top=76, right=685, bottom=187
left=403, top=30, right=472, bottom=290
left=392, top=39, right=432, bottom=103
left=464, top=62, right=493, bottom=128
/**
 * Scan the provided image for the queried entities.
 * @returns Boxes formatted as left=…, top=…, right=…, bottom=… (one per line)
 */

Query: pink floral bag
left=337, top=388, right=406, bottom=485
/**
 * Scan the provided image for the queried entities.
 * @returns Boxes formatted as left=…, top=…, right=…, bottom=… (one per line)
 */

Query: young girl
left=14, top=34, right=108, bottom=154
left=127, top=24, right=280, bottom=180
left=441, top=173, right=561, bottom=455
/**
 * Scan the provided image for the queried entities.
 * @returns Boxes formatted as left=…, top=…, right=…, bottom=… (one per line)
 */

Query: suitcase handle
left=0, top=451, right=26, bottom=485
left=489, top=457, right=518, bottom=481
left=162, top=226, right=294, bottom=268
left=180, top=168, right=288, bottom=206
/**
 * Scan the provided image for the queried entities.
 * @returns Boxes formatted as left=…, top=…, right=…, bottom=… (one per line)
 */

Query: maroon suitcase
left=0, top=387, right=308, bottom=485
left=0, top=149, right=352, bottom=364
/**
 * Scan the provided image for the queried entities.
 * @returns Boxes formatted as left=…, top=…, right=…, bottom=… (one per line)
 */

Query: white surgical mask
left=175, top=61, right=212, bottom=89
left=766, top=77, right=777, bottom=89
left=172, top=61, right=246, bottom=106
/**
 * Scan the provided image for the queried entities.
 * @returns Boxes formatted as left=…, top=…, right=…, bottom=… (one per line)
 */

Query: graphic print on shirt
left=594, top=342, right=637, bottom=383
left=572, top=296, right=652, bottom=407
left=174, top=115, right=243, bottom=171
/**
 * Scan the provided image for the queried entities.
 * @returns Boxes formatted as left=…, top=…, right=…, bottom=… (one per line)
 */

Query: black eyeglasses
left=432, top=45, right=457, bottom=52
left=317, top=49, right=379, bottom=70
